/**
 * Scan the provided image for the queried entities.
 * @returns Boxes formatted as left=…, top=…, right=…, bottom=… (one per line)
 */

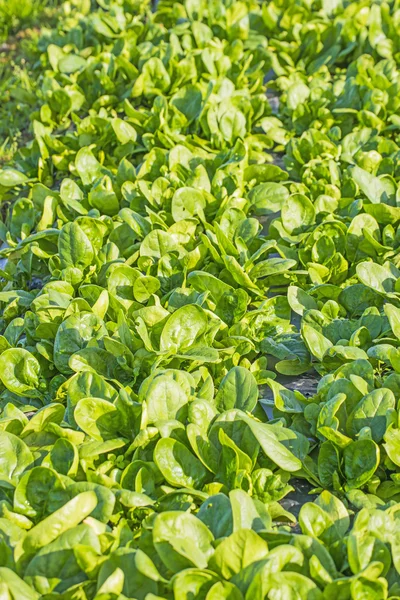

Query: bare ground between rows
left=260, top=89, right=320, bottom=404
left=259, top=372, right=319, bottom=527
left=256, top=89, right=319, bottom=520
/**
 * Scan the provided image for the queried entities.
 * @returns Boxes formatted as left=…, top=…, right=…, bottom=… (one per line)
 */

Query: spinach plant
left=0, top=0, right=400, bottom=598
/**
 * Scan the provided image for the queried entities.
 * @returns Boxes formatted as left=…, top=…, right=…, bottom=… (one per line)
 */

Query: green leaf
left=0, top=169, right=28, bottom=187
left=153, top=511, right=214, bottom=572
left=351, top=165, right=389, bottom=204
left=74, top=397, right=124, bottom=441
left=58, top=222, right=94, bottom=270
left=343, top=440, right=380, bottom=489
left=154, top=438, right=209, bottom=488
left=215, top=367, right=258, bottom=412
left=281, top=194, right=315, bottom=234
left=209, top=529, right=268, bottom=579
left=0, top=349, right=40, bottom=397
left=0, top=431, right=34, bottom=487
left=238, top=413, right=304, bottom=472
